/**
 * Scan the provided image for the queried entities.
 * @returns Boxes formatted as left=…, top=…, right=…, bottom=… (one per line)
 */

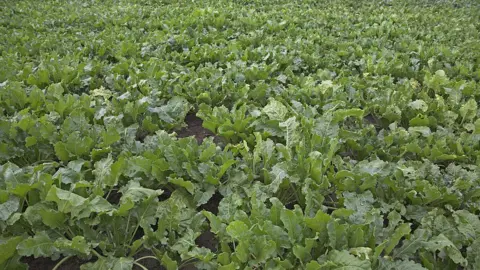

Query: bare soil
left=177, top=114, right=219, bottom=143
left=22, top=256, right=90, bottom=270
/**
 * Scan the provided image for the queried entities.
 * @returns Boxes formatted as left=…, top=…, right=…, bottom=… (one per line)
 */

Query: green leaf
left=408, top=126, right=431, bottom=137
left=161, top=253, right=178, bottom=270
left=234, top=240, right=249, bottom=263
left=293, top=237, right=316, bottom=262
left=394, top=229, right=429, bottom=259
left=261, top=221, right=290, bottom=249
left=25, top=136, right=37, bottom=147
left=54, top=142, right=70, bottom=162
left=473, top=119, right=480, bottom=134
left=203, top=211, right=224, bottom=234
left=218, top=262, right=237, bottom=270
left=111, top=257, right=134, bottom=270
left=459, top=98, right=477, bottom=122
left=101, top=128, right=121, bottom=147
left=356, top=159, right=388, bottom=176
left=226, top=220, right=250, bottom=240
left=385, top=223, right=411, bottom=255
left=408, top=100, right=428, bottom=112
left=0, top=253, right=28, bottom=270
left=123, top=156, right=152, bottom=178
left=45, top=186, right=86, bottom=214
left=17, top=232, right=57, bottom=258
left=169, top=177, right=195, bottom=194
left=199, top=142, right=217, bottom=162
left=321, top=250, right=371, bottom=269
left=251, top=236, right=277, bottom=264
left=0, top=196, right=19, bottom=221
left=81, top=256, right=133, bottom=270
left=279, top=117, right=300, bottom=149
left=39, top=208, right=66, bottom=229
left=217, top=159, right=236, bottom=179
left=54, top=236, right=90, bottom=256
left=305, top=210, right=331, bottom=233
left=93, top=155, right=124, bottom=188
left=378, top=258, right=427, bottom=270
left=314, top=117, right=339, bottom=138
left=343, top=191, right=375, bottom=224
left=349, top=227, right=365, bottom=248
left=89, top=196, right=115, bottom=214
left=47, top=83, right=64, bottom=99
left=306, top=260, right=322, bottom=270
left=467, top=238, right=480, bottom=269
left=327, top=219, right=348, bottom=250
left=333, top=108, right=364, bottom=123
left=149, top=96, right=190, bottom=125
left=0, top=236, right=23, bottom=264
left=453, top=210, right=480, bottom=240
left=119, top=180, right=163, bottom=204
left=281, top=206, right=304, bottom=243
left=424, top=234, right=467, bottom=266
left=262, top=99, right=289, bottom=121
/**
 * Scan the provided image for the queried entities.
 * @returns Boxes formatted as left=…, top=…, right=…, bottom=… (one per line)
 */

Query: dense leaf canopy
left=1, top=0, right=480, bottom=269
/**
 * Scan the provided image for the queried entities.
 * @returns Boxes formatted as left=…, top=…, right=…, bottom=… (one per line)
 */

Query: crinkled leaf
left=262, top=99, right=289, bottom=121
left=385, top=223, right=411, bottom=255
left=226, top=220, right=250, bottom=240
left=0, top=196, right=19, bottom=221
left=408, top=100, right=428, bottom=112
left=378, top=258, right=427, bottom=270
left=54, top=236, right=90, bottom=256
left=93, top=155, right=125, bottom=187
left=281, top=206, right=304, bottom=243
left=45, top=186, right=86, bottom=214
left=80, top=256, right=133, bottom=270
left=119, top=180, right=163, bottom=204
left=343, top=191, right=375, bottom=224
left=320, top=250, right=371, bottom=269
left=149, top=96, right=190, bottom=124
left=424, top=234, right=467, bottom=266
left=17, top=232, right=57, bottom=258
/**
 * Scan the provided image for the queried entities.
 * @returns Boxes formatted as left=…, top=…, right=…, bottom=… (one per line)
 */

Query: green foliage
left=1, top=0, right=480, bottom=269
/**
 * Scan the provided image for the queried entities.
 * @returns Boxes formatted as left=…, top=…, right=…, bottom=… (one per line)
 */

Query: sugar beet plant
left=1, top=0, right=480, bottom=269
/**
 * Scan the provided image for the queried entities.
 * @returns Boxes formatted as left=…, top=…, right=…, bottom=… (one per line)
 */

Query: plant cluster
left=1, top=0, right=480, bottom=269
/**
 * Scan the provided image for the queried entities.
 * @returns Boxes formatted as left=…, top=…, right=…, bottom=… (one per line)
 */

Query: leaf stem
left=66, top=227, right=75, bottom=239
left=289, top=183, right=301, bottom=206
left=52, top=256, right=72, bottom=270
left=92, top=249, right=103, bottom=258
left=178, top=258, right=197, bottom=269
left=105, top=188, right=113, bottom=200
left=133, top=261, right=148, bottom=270
left=125, top=212, right=132, bottom=242
left=135, top=256, right=159, bottom=263
left=128, top=224, right=140, bottom=246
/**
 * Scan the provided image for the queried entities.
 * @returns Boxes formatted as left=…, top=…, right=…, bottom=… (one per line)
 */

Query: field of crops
left=1, top=0, right=480, bottom=269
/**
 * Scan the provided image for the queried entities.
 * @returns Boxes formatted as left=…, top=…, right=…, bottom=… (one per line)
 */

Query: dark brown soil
left=23, top=255, right=90, bottom=270
left=198, top=192, right=223, bottom=215
left=132, top=250, right=164, bottom=270
left=23, top=251, right=166, bottom=270
left=195, top=231, right=218, bottom=252
left=106, top=188, right=122, bottom=204
left=195, top=192, right=222, bottom=254
left=364, top=114, right=382, bottom=131
left=177, top=114, right=217, bottom=143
